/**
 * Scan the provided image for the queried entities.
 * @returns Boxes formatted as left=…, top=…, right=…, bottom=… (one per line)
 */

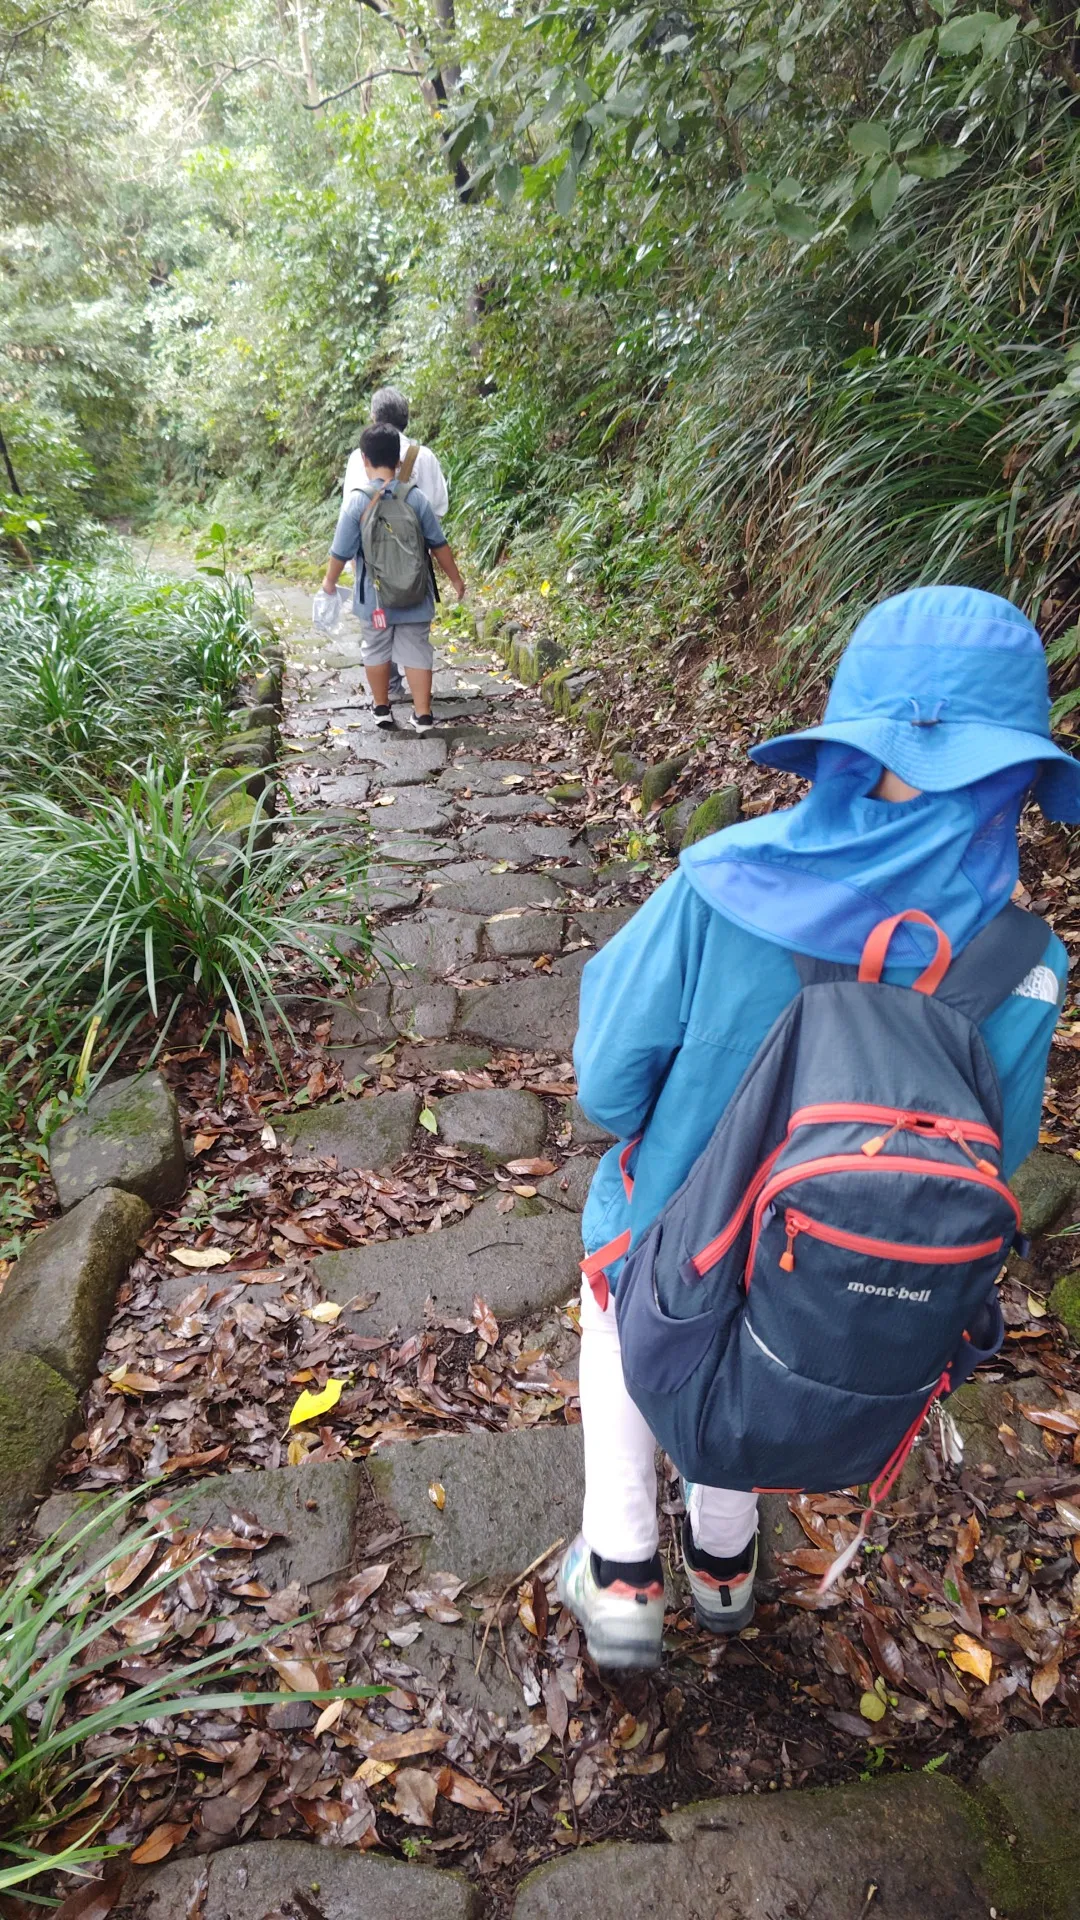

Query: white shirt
left=342, top=431, right=449, bottom=520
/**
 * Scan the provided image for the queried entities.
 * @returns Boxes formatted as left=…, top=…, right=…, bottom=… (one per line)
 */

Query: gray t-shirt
left=330, top=482, right=446, bottom=624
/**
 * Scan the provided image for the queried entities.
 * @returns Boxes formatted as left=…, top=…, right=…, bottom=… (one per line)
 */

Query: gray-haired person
left=341, top=390, right=449, bottom=702
left=343, top=388, right=448, bottom=517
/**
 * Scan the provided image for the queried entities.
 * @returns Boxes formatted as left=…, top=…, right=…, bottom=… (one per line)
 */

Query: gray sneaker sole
left=690, top=1589, right=756, bottom=1636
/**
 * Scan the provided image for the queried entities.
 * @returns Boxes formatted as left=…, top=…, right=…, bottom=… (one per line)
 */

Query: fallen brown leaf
left=436, top=1766, right=506, bottom=1813
left=131, top=1820, right=191, bottom=1864
left=388, top=1768, right=438, bottom=1826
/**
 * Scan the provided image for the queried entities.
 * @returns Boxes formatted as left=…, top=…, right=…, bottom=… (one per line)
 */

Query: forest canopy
left=3, top=0, right=1080, bottom=679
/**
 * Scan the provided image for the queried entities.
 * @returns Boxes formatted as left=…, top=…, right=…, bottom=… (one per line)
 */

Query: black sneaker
left=410, top=711, right=435, bottom=733
left=373, top=705, right=395, bottom=731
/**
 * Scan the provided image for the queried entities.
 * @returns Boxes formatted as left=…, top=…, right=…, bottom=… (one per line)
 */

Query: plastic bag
left=312, top=589, right=342, bottom=635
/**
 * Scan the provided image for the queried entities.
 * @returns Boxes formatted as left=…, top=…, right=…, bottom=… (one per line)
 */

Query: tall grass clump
left=0, top=760, right=369, bottom=1067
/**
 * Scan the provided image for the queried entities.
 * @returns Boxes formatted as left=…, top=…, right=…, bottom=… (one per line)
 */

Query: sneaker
left=557, top=1534, right=665, bottom=1670
left=373, top=704, right=395, bottom=731
left=410, top=711, right=435, bottom=733
left=682, top=1512, right=757, bottom=1634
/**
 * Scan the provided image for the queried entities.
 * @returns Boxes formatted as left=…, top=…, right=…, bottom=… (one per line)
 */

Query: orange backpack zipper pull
left=779, top=1215, right=798, bottom=1272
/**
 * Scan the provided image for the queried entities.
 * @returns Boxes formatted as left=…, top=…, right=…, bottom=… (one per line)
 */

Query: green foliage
left=0, top=1484, right=383, bottom=1897
left=0, top=758, right=369, bottom=1066
left=0, top=565, right=263, bottom=786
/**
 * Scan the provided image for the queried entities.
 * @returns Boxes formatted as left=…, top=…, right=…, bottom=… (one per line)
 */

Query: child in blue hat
left=560, top=586, right=1077, bottom=1669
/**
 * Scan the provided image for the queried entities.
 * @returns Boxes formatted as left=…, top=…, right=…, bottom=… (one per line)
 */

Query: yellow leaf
left=170, top=1246, right=234, bottom=1270
left=513, top=1184, right=537, bottom=1198
left=502, top=774, right=526, bottom=786
left=858, top=1690, right=886, bottom=1723
left=1027, top=1293, right=1048, bottom=1318
left=302, top=1301, right=343, bottom=1324
left=539, top=580, right=551, bottom=596
left=288, top=1378, right=344, bottom=1427
left=428, top=1480, right=446, bottom=1510
left=629, top=797, right=643, bottom=815
left=192, top=1131, right=219, bottom=1155
left=287, top=1437, right=310, bottom=1465
left=418, top=1107, right=439, bottom=1134
left=952, top=1633, right=993, bottom=1685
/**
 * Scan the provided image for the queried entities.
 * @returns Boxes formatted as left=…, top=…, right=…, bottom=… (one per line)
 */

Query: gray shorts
left=359, top=620, right=434, bottom=669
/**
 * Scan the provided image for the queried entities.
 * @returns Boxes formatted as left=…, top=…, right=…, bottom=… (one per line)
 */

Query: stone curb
left=510, top=1730, right=1080, bottom=1919
left=208, top=629, right=286, bottom=850
left=477, top=611, right=742, bottom=853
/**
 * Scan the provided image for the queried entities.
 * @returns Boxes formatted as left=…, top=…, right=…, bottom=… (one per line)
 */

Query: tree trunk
left=294, top=4, right=320, bottom=107
left=0, top=417, right=21, bottom=496
left=433, top=0, right=460, bottom=96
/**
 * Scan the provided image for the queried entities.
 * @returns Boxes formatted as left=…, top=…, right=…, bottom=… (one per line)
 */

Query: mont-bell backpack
left=583, top=905, right=1050, bottom=1512
left=359, top=446, right=431, bottom=611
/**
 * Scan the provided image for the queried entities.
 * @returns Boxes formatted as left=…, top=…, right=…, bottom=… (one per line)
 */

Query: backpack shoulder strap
left=399, top=442, right=419, bottom=485
left=934, top=902, right=1052, bottom=1023
left=792, top=952, right=856, bottom=987
left=792, top=902, right=1051, bottom=1020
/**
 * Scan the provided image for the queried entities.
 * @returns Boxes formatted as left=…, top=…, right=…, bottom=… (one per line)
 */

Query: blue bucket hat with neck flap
left=680, top=585, right=1080, bottom=968
left=752, top=584, right=1080, bottom=815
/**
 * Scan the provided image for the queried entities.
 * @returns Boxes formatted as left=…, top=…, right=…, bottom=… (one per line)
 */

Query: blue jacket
left=575, top=871, right=1066, bottom=1272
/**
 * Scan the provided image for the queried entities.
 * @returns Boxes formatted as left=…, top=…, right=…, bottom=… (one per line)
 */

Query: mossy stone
left=253, top=666, right=282, bottom=706
left=640, top=752, right=691, bottom=811
left=548, top=782, right=585, bottom=802
left=216, top=728, right=275, bottom=770
left=681, top=785, right=743, bottom=847
left=207, top=762, right=272, bottom=801
left=659, top=795, right=699, bottom=852
left=611, top=751, right=646, bottom=787
left=50, top=1070, right=186, bottom=1211
left=0, top=1186, right=151, bottom=1389
left=1010, top=1148, right=1080, bottom=1237
left=1051, top=1270, right=1080, bottom=1340
left=228, top=703, right=278, bottom=733
left=0, top=1351, right=78, bottom=1538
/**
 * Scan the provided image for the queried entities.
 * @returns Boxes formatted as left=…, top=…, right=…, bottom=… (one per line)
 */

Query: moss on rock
left=0, top=1352, right=78, bottom=1538
left=1051, top=1270, right=1080, bottom=1340
left=611, top=750, right=645, bottom=787
left=640, top=752, right=691, bottom=810
left=1010, top=1148, right=1080, bottom=1237
left=681, top=785, right=743, bottom=847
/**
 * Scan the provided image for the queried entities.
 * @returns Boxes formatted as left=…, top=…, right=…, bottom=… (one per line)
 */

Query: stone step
left=124, top=1838, right=476, bottom=1919
left=36, top=1459, right=362, bottom=1605
left=370, top=1425, right=585, bottom=1721
left=279, top=1089, right=420, bottom=1170
left=513, top=1773, right=994, bottom=1920
left=312, top=1190, right=582, bottom=1336
left=429, top=863, right=566, bottom=915
left=458, top=974, right=581, bottom=1053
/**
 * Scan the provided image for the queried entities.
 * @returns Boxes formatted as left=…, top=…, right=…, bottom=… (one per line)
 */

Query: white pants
left=579, top=1279, right=758, bottom=1563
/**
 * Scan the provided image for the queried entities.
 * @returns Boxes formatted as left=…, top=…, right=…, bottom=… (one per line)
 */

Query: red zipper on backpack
left=787, top=1102, right=1000, bottom=1155
left=777, top=1207, right=1005, bottom=1273
left=689, top=1108, right=1009, bottom=1281
left=741, top=1152, right=1019, bottom=1282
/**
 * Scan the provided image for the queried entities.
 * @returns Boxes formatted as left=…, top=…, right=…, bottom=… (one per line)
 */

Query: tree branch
left=305, top=63, right=417, bottom=107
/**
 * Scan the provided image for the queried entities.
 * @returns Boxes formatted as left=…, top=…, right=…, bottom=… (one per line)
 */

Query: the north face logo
left=847, top=1281, right=931, bottom=1302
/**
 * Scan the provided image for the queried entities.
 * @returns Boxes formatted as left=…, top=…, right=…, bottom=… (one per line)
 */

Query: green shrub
left=0, top=759, right=369, bottom=1066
